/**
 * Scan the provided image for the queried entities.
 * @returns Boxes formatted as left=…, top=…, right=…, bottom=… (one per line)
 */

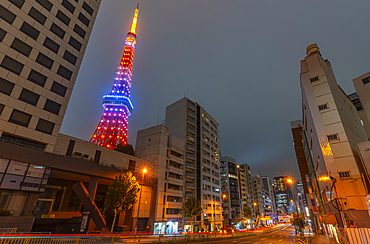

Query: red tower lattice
left=89, top=3, right=139, bottom=149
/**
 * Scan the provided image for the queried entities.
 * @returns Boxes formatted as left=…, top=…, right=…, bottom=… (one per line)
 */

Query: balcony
left=187, top=126, right=196, bottom=133
left=187, top=103, right=195, bottom=110
left=185, top=193, right=195, bottom=199
left=187, top=118, right=195, bottom=125
left=186, top=162, right=195, bottom=169
left=186, top=183, right=195, bottom=188
left=220, top=169, right=226, bottom=174
left=186, top=143, right=195, bottom=150
left=186, top=152, right=195, bottom=159
left=187, top=110, right=195, bottom=118
left=221, top=175, right=227, bottom=180
left=221, top=182, right=227, bottom=187
left=186, top=172, right=195, bottom=178
left=186, top=135, right=195, bottom=142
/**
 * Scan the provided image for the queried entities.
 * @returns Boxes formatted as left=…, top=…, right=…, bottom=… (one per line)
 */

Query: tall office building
left=252, top=174, right=275, bottom=220
left=90, top=3, right=138, bottom=149
left=0, top=0, right=101, bottom=152
left=273, top=176, right=291, bottom=214
left=135, top=125, right=185, bottom=234
left=238, top=163, right=253, bottom=211
left=165, top=97, right=222, bottom=231
left=220, top=156, right=241, bottom=224
left=300, top=44, right=369, bottom=227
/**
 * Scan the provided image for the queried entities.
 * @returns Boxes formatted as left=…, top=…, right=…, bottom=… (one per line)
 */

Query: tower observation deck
left=90, top=3, right=139, bottom=149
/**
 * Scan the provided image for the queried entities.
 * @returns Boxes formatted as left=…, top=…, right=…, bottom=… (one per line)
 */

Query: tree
left=105, top=171, right=140, bottom=232
left=182, top=196, right=203, bottom=233
left=203, top=218, right=211, bottom=232
left=242, top=206, right=253, bottom=220
left=290, top=212, right=306, bottom=235
left=115, top=144, right=135, bottom=156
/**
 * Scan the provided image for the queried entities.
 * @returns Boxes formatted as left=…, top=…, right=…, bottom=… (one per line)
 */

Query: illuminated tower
left=90, top=3, right=139, bottom=149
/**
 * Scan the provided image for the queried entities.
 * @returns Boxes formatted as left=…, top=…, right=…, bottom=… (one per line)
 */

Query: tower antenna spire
left=130, top=2, right=139, bottom=35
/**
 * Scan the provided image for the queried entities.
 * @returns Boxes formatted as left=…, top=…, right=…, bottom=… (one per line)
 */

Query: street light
left=136, top=168, right=147, bottom=233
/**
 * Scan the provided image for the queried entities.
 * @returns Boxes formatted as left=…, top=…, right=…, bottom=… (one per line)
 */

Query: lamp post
left=135, top=168, right=147, bottom=233
left=287, top=178, right=298, bottom=213
left=222, top=194, right=227, bottom=226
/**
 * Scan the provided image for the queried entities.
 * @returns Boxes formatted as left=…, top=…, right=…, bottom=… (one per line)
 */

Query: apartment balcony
left=187, top=126, right=196, bottom=133
left=187, top=118, right=195, bottom=126
left=187, top=110, right=195, bottom=118
left=186, top=135, right=195, bottom=142
left=186, top=152, right=195, bottom=159
left=221, top=182, right=227, bottom=187
left=186, top=143, right=195, bottom=150
left=221, top=175, right=227, bottom=180
left=187, top=103, right=196, bottom=110
left=185, top=183, right=195, bottom=189
left=185, top=193, right=195, bottom=199
left=186, top=172, right=195, bottom=178
left=186, top=162, right=195, bottom=169
left=220, top=169, right=226, bottom=174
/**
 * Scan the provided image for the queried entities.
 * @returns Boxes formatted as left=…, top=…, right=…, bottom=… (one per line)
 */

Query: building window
left=1, top=56, right=24, bottom=75
left=0, top=104, right=4, bottom=115
left=43, top=37, right=60, bottom=53
left=0, top=78, right=15, bottom=95
left=57, top=65, right=72, bottom=80
left=0, top=5, right=16, bottom=24
left=11, top=38, right=32, bottom=57
left=1, top=133, right=45, bottom=149
left=327, top=133, right=339, bottom=141
left=166, top=208, right=182, bottom=215
left=9, top=109, right=32, bottom=127
left=19, top=88, right=40, bottom=106
left=20, top=22, right=40, bottom=40
left=82, top=2, right=93, bottom=15
left=0, top=28, right=6, bottom=41
left=310, top=76, right=319, bottom=82
left=362, top=76, right=370, bottom=85
left=167, top=196, right=182, bottom=202
left=43, top=99, right=61, bottom=115
left=338, top=171, right=350, bottom=179
left=36, top=119, right=55, bottom=135
left=318, top=103, right=328, bottom=111
left=9, top=0, right=25, bottom=8
left=62, top=0, right=75, bottom=13
left=63, top=50, right=77, bottom=65
left=36, top=53, right=54, bottom=69
left=78, top=13, right=90, bottom=27
left=66, top=140, right=75, bottom=156
left=73, top=24, right=86, bottom=38
left=28, top=70, right=46, bottom=87
left=56, top=10, right=70, bottom=26
left=28, top=7, right=46, bottom=25
left=50, top=82, right=67, bottom=97
left=68, top=37, right=82, bottom=51
left=36, top=0, right=53, bottom=11
left=50, top=23, right=65, bottom=39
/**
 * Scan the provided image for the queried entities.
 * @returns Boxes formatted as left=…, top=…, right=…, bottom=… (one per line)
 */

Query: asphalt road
left=199, top=225, right=298, bottom=244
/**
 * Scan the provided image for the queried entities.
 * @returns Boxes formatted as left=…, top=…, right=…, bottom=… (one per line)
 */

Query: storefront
left=154, top=220, right=179, bottom=234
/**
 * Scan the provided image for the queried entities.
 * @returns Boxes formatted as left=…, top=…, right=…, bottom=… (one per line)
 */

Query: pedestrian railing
left=0, top=224, right=287, bottom=244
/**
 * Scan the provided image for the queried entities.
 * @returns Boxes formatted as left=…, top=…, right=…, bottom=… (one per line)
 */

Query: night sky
left=60, top=0, right=370, bottom=179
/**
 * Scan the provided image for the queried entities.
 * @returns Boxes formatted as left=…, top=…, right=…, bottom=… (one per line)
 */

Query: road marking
left=261, top=238, right=267, bottom=240
left=272, top=235, right=276, bottom=237
left=279, top=239, right=283, bottom=242
left=241, top=241, right=250, bottom=243
left=232, top=241, right=237, bottom=242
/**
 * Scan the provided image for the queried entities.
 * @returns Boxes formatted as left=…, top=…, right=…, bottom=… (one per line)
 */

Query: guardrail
left=0, top=224, right=287, bottom=244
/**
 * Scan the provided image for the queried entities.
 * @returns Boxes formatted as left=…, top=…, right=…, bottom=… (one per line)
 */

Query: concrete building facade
left=165, top=97, right=222, bottom=231
left=135, top=125, right=185, bottom=234
left=300, top=44, right=369, bottom=227
left=352, top=72, right=370, bottom=139
left=0, top=0, right=101, bottom=152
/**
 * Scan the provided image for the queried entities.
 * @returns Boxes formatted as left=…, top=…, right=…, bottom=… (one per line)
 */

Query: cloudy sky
left=60, top=0, right=370, bottom=179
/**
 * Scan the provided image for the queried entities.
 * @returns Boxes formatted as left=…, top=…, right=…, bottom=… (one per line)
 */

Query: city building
left=273, top=176, right=291, bottom=214
left=348, top=92, right=370, bottom=140
left=352, top=72, right=370, bottom=139
left=90, top=3, right=139, bottom=149
left=238, top=163, right=253, bottom=212
left=165, top=97, right=222, bottom=231
left=252, top=174, right=276, bottom=224
left=299, top=44, right=369, bottom=228
left=220, top=156, right=241, bottom=225
left=0, top=0, right=101, bottom=152
left=135, top=125, right=185, bottom=234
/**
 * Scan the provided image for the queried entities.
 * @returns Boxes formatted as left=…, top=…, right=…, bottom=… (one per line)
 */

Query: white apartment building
left=239, top=163, right=253, bottom=211
left=135, top=125, right=185, bottom=234
left=165, top=97, right=222, bottom=231
left=353, top=72, right=370, bottom=139
left=300, top=44, right=369, bottom=224
left=0, top=0, right=101, bottom=152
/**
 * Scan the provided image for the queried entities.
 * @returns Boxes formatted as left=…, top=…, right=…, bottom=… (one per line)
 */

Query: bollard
left=138, top=235, right=140, bottom=243
left=111, top=236, right=115, bottom=244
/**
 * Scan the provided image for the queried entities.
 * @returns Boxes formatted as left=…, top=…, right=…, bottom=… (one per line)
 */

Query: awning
left=321, top=214, right=337, bottom=225
left=346, top=210, right=370, bottom=228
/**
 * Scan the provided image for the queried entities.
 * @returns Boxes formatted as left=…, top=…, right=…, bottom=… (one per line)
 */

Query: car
left=220, top=225, right=234, bottom=232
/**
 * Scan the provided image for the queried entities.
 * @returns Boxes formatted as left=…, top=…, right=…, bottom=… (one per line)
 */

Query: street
left=200, top=225, right=298, bottom=244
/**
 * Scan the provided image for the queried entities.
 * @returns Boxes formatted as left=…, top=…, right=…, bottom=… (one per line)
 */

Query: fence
left=0, top=224, right=286, bottom=244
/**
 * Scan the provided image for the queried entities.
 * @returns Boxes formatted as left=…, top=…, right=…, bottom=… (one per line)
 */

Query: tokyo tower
left=90, top=3, right=139, bottom=149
